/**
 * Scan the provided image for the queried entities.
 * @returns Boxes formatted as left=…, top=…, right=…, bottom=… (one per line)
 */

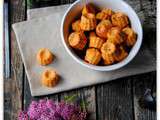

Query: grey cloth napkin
left=12, top=5, right=156, bottom=96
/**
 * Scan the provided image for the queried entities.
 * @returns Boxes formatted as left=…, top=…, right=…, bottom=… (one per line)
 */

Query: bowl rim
left=61, top=0, right=143, bottom=71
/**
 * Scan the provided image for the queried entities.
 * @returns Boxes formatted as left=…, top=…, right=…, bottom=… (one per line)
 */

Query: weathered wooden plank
left=139, top=0, right=156, bottom=27
left=124, top=0, right=156, bottom=58
left=133, top=72, right=156, bottom=120
left=130, top=0, right=156, bottom=119
left=23, top=74, right=35, bottom=109
left=10, top=0, right=26, bottom=93
left=60, top=0, right=76, bottom=4
left=4, top=0, right=26, bottom=119
left=4, top=67, right=23, bottom=120
left=27, top=0, right=76, bottom=9
left=81, top=87, right=97, bottom=120
left=59, top=87, right=97, bottom=120
left=124, top=0, right=156, bottom=27
left=10, top=0, right=27, bottom=100
left=4, top=2, right=11, bottom=78
left=4, top=91, right=12, bottom=120
left=139, top=0, right=156, bottom=58
left=96, top=78, right=134, bottom=120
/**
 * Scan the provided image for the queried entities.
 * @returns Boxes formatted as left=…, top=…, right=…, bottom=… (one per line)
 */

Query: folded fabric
left=12, top=5, right=156, bottom=96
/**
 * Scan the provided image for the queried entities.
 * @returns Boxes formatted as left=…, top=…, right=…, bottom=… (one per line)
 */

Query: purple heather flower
left=46, top=99, right=56, bottom=110
left=27, top=100, right=41, bottom=119
left=18, top=111, right=29, bottom=120
left=38, top=99, right=48, bottom=112
left=18, top=99, right=87, bottom=120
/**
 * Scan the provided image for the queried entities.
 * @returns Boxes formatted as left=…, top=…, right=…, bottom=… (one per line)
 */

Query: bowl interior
left=61, top=0, right=142, bottom=71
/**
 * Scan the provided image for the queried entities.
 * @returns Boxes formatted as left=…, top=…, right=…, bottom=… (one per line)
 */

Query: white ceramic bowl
left=61, top=0, right=143, bottom=71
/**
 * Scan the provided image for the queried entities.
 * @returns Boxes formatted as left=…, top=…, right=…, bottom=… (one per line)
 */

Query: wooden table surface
left=4, top=0, right=156, bottom=120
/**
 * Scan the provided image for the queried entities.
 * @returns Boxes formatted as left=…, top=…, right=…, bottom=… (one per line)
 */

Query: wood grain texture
left=4, top=72, right=22, bottom=119
left=96, top=78, right=134, bottom=120
left=10, top=0, right=26, bottom=94
left=140, top=0, right=156, bottom=58
left=130, top=0, right=156, bottom=119
left=4, top=0, right=26, bottom=119
left=4, top=66, right=24, bottom=120
left=124, top=0, right=156, bottom=58
left=133, top=72, right=156, bottom=120
left=60, top=0, right=76, bottom=4
left=27, top=0, right=76, bottom=9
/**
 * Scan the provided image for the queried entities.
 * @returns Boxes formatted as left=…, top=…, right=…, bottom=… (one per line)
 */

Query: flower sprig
left=18, top=95, right=89, bottom=120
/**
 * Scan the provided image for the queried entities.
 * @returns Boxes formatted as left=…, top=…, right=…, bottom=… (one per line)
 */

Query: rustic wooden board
left=130, top=0, right=156, bottom=119
left=4, top=0, right=26, bottom=119
left=133, top=72, right=156, bottom=120
left=96, top=78, right=134, bottom=120
left=4, top=0, right=157, bottom=120
left=4, top=68, right=23, bottom=120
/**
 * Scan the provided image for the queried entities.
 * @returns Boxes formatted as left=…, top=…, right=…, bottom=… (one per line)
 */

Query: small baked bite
left=111, top=12, right=129, bottom=29
left=37, top=48, right=54, bottom=66
left=107, top=27, right=124, bottom=45
left=72, top=20, right=82, bottom=32
left=41, top=69, right=59, bottom=87
left=82, top=4, right=96, bottom=15
left=68, top=31, right=87, bottom=50
left=85, top=48, right=101, bottom=65
left=89, top=32, right=105, bottom=49
left=114, top=46, right=128, bottom=62
left=101, top=42, right=116, bottom=55
left=101, top=52, right=115, bottom=65
left=96, top=20, right=112, bottom=39
left=96, top=8, right=113, bottom=20
left=80, top=13, right=97, bottom=31
left=122, top=27, right=137, bottom=46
